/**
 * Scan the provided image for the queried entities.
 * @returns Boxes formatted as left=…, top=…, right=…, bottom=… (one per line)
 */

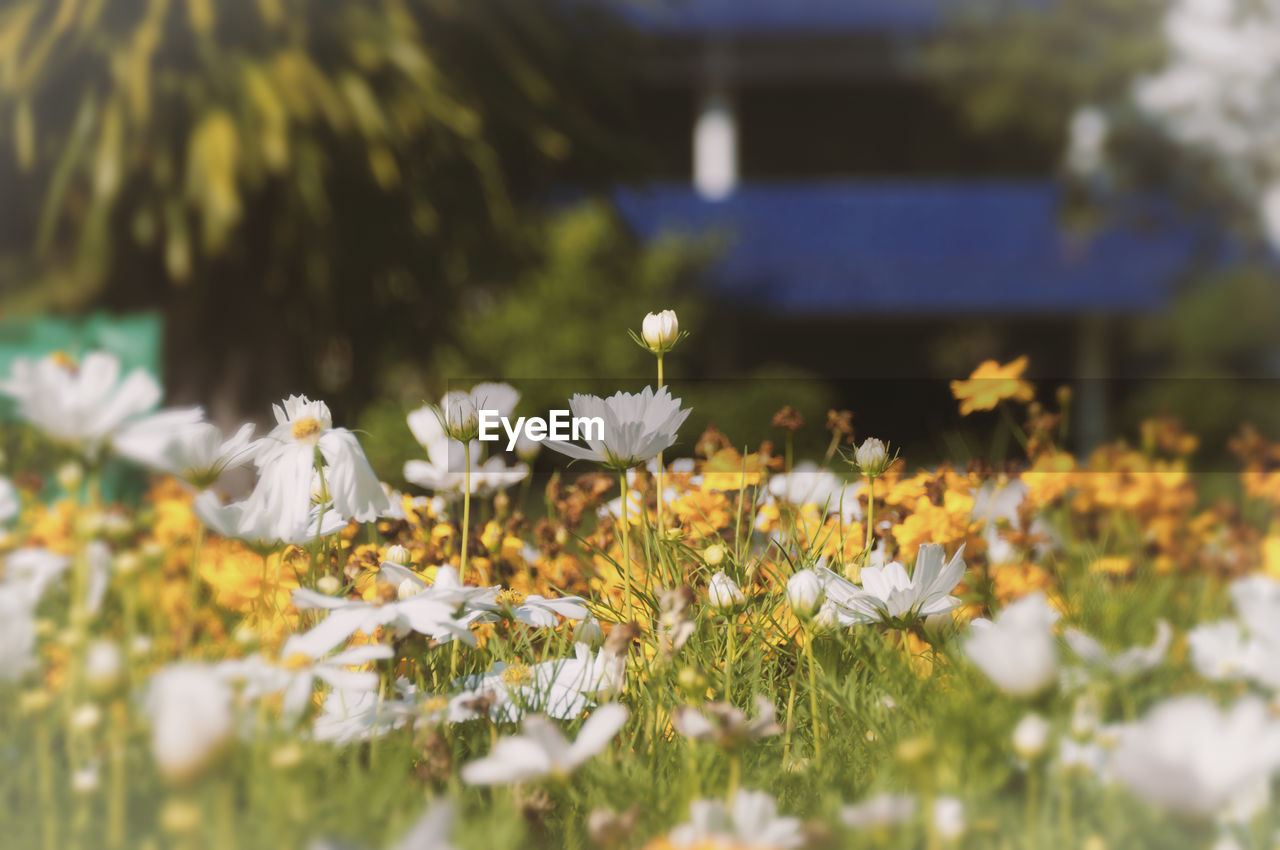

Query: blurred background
left=1, top=0, right=1278, bottom=479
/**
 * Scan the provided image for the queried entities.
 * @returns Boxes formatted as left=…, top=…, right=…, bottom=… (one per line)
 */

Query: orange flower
left=950, top=356, right=1034, bottom=415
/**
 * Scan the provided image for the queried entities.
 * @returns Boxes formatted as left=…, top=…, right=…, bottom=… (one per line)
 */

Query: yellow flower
left=1264, top=536, right=1280, bottom=580
left=950, top=356, right=1035, bottom=415
left=1091, top=556, right=1132, bottom=577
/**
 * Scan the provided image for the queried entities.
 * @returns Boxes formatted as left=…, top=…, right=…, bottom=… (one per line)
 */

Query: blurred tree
left=0, top=0, right=654, bottom=421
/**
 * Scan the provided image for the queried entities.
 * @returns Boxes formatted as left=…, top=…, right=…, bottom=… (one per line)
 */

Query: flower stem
left=656, top=354, right=665, bottom=538
left=184, top=522, right=205, bottom=650
left=805, top=629, right=823, bottom=762
left=724, top=618, right=735, bottom=702
left=863, top=473, right=875, bottom=566
left=460, top=447, right=472, bottom=585
left=619, top=470, right=633, bottom=621
left=726, top=751, right=740, bottom=801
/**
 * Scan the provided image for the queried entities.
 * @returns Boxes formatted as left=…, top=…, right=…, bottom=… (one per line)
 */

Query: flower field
left=2, top=315, right=1280, bottom=850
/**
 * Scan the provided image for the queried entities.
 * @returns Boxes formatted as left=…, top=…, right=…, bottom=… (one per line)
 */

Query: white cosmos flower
left=820, top=543, right=966, bottom=627
left=1065, top=620, right=1172, bottom=677
left=1188, top=574, right=1280, bottom=691
left=113, top=407, right=255, bottom=487
left=288, top=585, right=485, bottom=658
left=3, top=547, right=72, bottom=604
left=449, top=644, right=626, bottom=722
left=767, top=461, right=839, bottom=507
left=312, top=678, right=437, bottom=745
left=1110, top=695, right=1280, bottom=819
left=0, top=351, right=161, bottom=457
left=0, top=585, right=37, bottom=682
left=707, top=571, right=746, bottom=612
left=146, top=663, right=235, bottom=782
left=240, top=395, right=390, bottom=543
left=964, top=591, right=1060, bottom=697
left=389, top=800, right=457, bottom=850
left=460, top=703, right=629, bottom=785
left=545, top=386, right=691, bottom=471
left=0, top=476, right=17, bottom=526
left=193, top=491, right=347, bottom=548
left=215, top=641, right=393, bottom=724
left=672, top=696, right=782, bottom=747
left=666, top=790, right=804, bottom=849
left=403, top=408, right=528, bottom=498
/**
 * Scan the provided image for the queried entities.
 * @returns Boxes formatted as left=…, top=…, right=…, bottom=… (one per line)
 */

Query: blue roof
left=611, top=0, right=949, bottom=34
left=613, top=181, right=1206, bottom=315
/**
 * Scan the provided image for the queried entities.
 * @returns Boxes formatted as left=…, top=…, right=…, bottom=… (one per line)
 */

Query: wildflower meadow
left=3, top=312, right=1280, bottom=850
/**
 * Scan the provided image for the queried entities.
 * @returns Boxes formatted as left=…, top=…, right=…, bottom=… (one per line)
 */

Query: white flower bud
left=397, top=577, right=424, bottom=600
left=71, top=703, right=102, bottom=733
left=703, top=544, right=726, bottom=567
left=933, top=797, right=966, bottom=843
left=57, top=461, right=84, bottom=493
left=1013, top=713, right=1051, bottom=760
left=707, top=571, right=745, bottom=613
left=383, top=544, right=412, bottom=566
left=316, top=575, right=341, bottom=595
left=85, top=640, right=123, bottom=694
left=855, top=438, right=889, bottom=476
left=147, top=665, right=233, bottom=784
left=71, top=766, right=100, bottom=795
left=574, top=616, right=605, bottom=648
left=787, top=569, right=825, bottom=620
left=641, top=309, right=680, bottom=353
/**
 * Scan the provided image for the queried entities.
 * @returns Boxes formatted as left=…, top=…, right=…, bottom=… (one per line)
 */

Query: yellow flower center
left=49, top=351, right=77, bottom=372
left=291, top=416, right=323, bottom=443
left=495, top=588, right=527, bottom=608
left=281, top=652, right=313, bottom=671
left=501, top=663, right=532, bottom=687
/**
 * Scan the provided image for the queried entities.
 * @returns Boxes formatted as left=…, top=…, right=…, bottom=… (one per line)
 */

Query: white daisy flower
left=545, top=386, right=690, bottom=471
left=460, top=703, right=628, bottom=785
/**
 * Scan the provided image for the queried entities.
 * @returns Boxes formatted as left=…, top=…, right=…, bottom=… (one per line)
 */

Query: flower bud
left=71, top=703, right=102, bottom=733
left=57, top=461, right=84, bottom=493
left=384, top=544, right=412, bottom=566
left=85, top=640, right=124, bottom=694
left=72, top=766, right=100, bottom=795
left=574, top=616, right=605, bottom=648
left=786, top=569, right=825, bottom=620
left=316, top=575, right=341, bottom=595
left=677, top=666, right=708, bottom=698
left=641, top=309, right=680, bottom=353
left=1012, top=712, right=1050, bottom=760
left=703, top=544, right=726, bottom=567
left=855, top=437, right=890, bottom=476
left=706, top=571, right=745, bottom=613
left=397, top=577, right=424, bottom=600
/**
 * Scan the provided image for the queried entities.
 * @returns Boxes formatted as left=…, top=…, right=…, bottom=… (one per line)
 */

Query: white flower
left=218, top=641, right=393, bottom=724
left=1065, top=620, right=1171, bottom=677
left=1013, top=713, right=1051, bottom=760
left=545, top=386, right=691, bottom=471
left=449, top=644, right=626, bottom=722
left=964, top=591, right=1059, bottom=696
left=2, top=547, right=71, bottom=604
left=146, top=663, right=235, bottom=782
left=1188, top=574, right=1280, bottom=691
left=113, top=407, right=255, bottom=487
left=489, top=590, right=589, bottom=628
left=288, top=586, right=483, bottom=658
left=0, top=476, right=17, bottom=526
left=820, top=543, right=966, bottom=627
left=85, top=640, right=124, bottom=693
left=932, top=797, right=965, bottom=843
left=666, top=790, right=804, bottom=849
left=767, top=462, right=840, bottom=507
left=240, top=395, right=390, bottom=543
left=1110, top=695, right=1280, bottom=819
left=428, top=382, right=519, bottom=443
left=460, top=703, right=629, bottom=785
left=641, top=309, right=680, bottom=353
left=841, top=793, right=916, bottom=830
left=707, top=571, right=746, bottom=613
left=786, top=569, right=825, bottom=619
left=0, top=351, right=160, bottom=457
left=312, top=679, right=434, bottom=745
left=404, top=405, right=528, bottom=498
left=575, top=615, right=605, bottom=647
left=0, top=586, right=37, bottom=682
left=193, top=491, right=347, bottom=547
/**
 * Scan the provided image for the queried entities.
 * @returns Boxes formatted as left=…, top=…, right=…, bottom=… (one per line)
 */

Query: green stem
left=724, top=618, right=735, bottom=702
left=35, top=715, right=57, bottom=850
left=619, top=470, right=633, bottom=622
left=460, top=448, right=472, bottom=585
left=782, top=663, right=799, bottom=764
left=656, top=354, right=665, bottom=537
left=184, top=522, right=205, bottom=649
left=863, top=473, right=875, bottom=565
left=805, top=630, right=822, bottom=762
left=726, top=751, right=740, bottom=801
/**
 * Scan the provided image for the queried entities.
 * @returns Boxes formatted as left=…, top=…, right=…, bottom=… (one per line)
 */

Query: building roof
left=613, top=181, right=1207, bottom=315
left=612, top=0, right=949, bottom=35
